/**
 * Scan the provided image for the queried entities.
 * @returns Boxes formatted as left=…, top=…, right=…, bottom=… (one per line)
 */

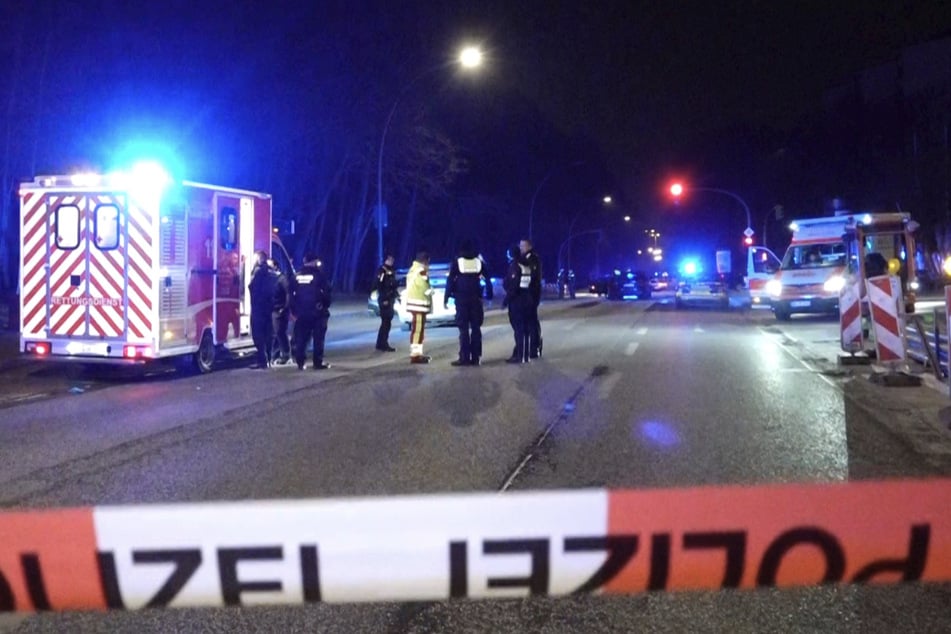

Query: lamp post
left=669, top=183, right=753, bottom=239
left=558, top=229, right=604, bottom=273
left=527, top=160, right=584, bottom=240
left=375, top=46, right=482, bottom=265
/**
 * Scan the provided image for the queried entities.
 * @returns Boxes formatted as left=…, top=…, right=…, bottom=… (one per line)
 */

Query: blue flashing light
left=680, top=259, right=701, bottom=276
left=110, top=160, right=172, bottom=206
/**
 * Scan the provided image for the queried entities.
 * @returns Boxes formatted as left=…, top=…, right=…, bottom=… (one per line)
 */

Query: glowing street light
left=376, top=46, right=483, bottom=264
left=603, top=195, right=613, bottom=204
left=459, top=46, right=483, bottom=68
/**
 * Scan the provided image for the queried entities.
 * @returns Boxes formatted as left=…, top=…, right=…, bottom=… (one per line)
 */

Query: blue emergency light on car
left=680, top=260, right=701, bottom=276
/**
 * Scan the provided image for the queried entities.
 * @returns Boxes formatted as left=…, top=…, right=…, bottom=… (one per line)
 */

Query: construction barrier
left=838, top=280, right=863, bottom=353
left=1, top=479, right=950, bottom=612
left=866, top=275, right=906, bottom=365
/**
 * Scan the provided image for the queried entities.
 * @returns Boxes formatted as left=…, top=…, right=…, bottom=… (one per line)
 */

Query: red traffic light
left=743, top=236, right=754, bottom=246
left=669, top=182, right=684, bottom=197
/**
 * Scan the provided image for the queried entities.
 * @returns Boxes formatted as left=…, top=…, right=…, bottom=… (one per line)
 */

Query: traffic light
left=743, top=235, right=754, bottom=246
left=669, top=182, right=684, bottom=198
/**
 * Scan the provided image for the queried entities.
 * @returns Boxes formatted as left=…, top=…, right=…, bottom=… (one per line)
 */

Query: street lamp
left=527, top=160, right=584, bottom=240
left=669, top=182, right=753, bottom=240
left=558, top=229, right=604, bottom=273
left=645, top=228, right=660, bottom=249
left=375, top=46, right=483, bottom=264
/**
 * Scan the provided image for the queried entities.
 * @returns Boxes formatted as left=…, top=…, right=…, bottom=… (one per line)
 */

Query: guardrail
left=905, top=309, right=948, bottom=379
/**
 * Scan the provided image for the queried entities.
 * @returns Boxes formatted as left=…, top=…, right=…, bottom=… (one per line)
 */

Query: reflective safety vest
left=448, top=256, right=487, bottom=302
left=518, top=262, right=532, bottom=289
left=405, top=260, right=432, bottom=313
left=457, top=257, right=482, bottom=274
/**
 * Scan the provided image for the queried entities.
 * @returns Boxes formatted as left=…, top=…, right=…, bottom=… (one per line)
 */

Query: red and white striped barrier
left=866, top=275, right=905, bottom=365
left=838, top=280, right=863, bottom=353
left=1, top=479, right=951, bottom=612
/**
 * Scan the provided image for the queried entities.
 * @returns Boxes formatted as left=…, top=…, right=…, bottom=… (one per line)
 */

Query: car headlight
left=765, top=279, right=782, bottom=297
left=823, top=276, right=845, bottom=293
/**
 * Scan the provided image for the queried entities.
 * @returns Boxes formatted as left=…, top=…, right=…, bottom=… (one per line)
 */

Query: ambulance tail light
left=25, top=341, right=51, bottom=356
left=123, top=345, right=154, bottom=359
left=823, top=276, right=846, bottom=293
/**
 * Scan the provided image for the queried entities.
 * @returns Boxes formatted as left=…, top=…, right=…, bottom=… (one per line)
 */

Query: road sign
left=716, top=250, right=731, bottom=274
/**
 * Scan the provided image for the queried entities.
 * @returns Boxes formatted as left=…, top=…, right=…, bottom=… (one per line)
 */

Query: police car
left=369, top=262, right=502, bottom=329
left=394, top=263, right=457, bottom=329
left=367, top=264, right=455, bottom=329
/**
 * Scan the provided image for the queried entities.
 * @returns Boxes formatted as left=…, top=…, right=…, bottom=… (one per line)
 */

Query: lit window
left=55, top=205, right=80, bottom=250
left=221, top=207, right=237, bottom=250
left=94, top=204, right=120, bottom=250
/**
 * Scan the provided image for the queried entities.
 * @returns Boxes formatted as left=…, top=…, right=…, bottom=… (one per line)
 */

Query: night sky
left=2, top=1, right=950, bottom=285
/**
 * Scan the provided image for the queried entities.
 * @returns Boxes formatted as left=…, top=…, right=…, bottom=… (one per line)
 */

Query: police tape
left=1, top=478, right=949, bottom=612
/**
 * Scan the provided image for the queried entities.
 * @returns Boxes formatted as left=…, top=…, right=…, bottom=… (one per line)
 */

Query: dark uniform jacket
left=249, top=263, right=277, bottom=313
left=374, top=264, right=399, bottom=305
left=293, top=264, right=332, bottom=317
left=520, top=250, right=542, bottom=307
left=272, top=269, right=293, bottom=316
left=446, top=249, right=493, bottom=303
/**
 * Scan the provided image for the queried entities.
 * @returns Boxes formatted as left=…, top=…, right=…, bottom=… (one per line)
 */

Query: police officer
left=292, top=253, right=332, bottom=370
left=519, top=238, right=543, bottom=358
left=446, top=240, right=493, bottom=366
left=248, top=250, right=276, bottom=369
left=503, top=245, right=532, bottom=364
left=374, top=253, right=399, bottom=352
left=270, top=259, right=293, bottom=365
left=405, top=251, right=433, bottom=364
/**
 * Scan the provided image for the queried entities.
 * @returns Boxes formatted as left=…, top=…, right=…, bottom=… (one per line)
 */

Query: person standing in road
left=292, top=253, right=332, bottom=370
left=270, top=259, right=293, bottom=365
left=373, top=253, right=399, bottom=352
left=445, top=240, right=493, bottom=366
left=519, top=238, right=543, bottom=358
left=248, top=250, right=276, bottom=369
left=503, top=245, right=532, bottom=364
left=405, top=251, right=434, bottom=364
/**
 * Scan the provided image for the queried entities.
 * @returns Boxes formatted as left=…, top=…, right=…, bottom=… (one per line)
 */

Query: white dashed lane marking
left=625, top=342, right=639, bottom=356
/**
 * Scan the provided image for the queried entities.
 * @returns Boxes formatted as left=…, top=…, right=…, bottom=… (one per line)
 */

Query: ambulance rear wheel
left=194, top=332, right=216, bottom=373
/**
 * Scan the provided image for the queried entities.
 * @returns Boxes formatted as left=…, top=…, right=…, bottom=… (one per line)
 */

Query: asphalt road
left=1, top=295, right=950, bottom=632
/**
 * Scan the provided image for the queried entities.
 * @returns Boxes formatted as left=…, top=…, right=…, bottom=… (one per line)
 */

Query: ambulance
left=18, top=163, right=293, bottom=372
left=758, top=211, right=918, bottom=321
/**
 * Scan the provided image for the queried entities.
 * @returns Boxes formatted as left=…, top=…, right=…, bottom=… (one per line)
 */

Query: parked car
left=368, top=262, right=502, bottom=329
left=589, top=270, right=652, bottom=300
left=649, top=275, right=671, bottom=291
left=674, top=278, right=728, bottom=309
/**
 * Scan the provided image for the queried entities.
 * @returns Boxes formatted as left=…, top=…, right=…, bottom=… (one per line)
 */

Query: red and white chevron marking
left=865, top=275, right=904, bottom=363
left=20, top=192, right=155, bottom=342
left=19, top=192, right=52, bottom=337
left=121, top=195, right=155, bottom=341
left=838, top=279, right=863, bottom=352
left=47, top=195, right=89, bottom=337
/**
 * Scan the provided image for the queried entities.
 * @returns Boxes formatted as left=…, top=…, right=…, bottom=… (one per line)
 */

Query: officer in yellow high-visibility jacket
left=405, top=251, right=434, bottom=364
